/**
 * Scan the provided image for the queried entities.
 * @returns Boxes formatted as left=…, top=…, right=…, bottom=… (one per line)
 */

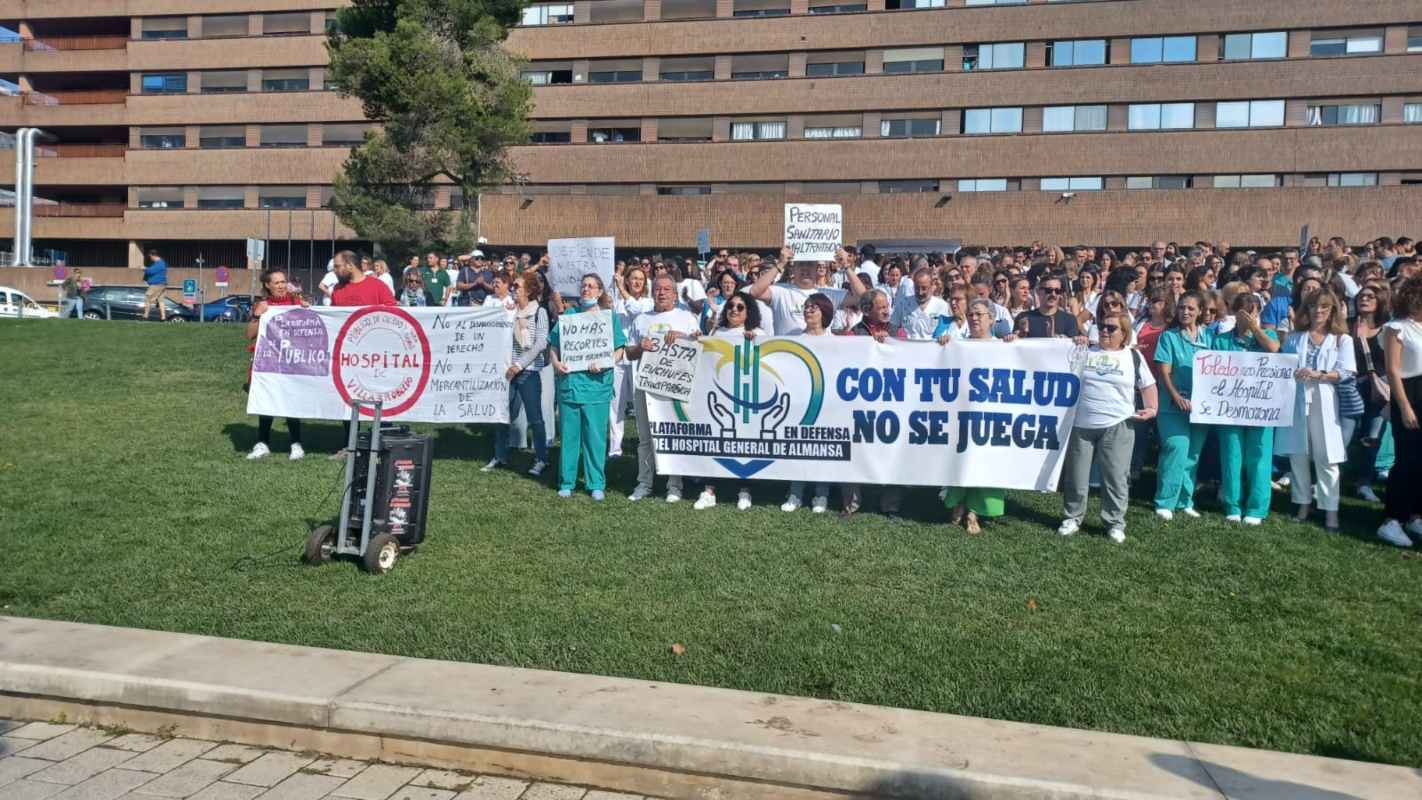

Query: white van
left=0, top=286, right=58, bottom=319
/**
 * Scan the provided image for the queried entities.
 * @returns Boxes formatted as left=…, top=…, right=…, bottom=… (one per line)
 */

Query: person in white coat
left=609, top=266, right=653, bottom=458
left=1277, top=290, right=1356, bottom=531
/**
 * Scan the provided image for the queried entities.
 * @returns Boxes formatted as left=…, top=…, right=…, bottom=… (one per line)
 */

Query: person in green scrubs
left=1212, top=293, right=1280, bottom=524
left=548, top=274, right=626, bottom=501
left=1153, top=292, right=1213, bottom=520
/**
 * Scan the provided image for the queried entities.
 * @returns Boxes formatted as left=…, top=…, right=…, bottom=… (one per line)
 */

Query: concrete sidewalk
left=0, top=617, right=1416, bottom=799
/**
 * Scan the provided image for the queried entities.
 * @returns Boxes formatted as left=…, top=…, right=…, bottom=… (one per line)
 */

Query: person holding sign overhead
left=1152, top=292, right=1212, bottom=520
left=751, top=247, right=849, bottom=336
left=1210, top=293, right=1280, bottom=525
left=548, top=274, right=626, bottom=501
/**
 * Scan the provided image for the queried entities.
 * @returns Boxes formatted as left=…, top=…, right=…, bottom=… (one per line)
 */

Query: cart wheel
left=303, top=525, right=336, bottom=565
left=363, top=534, right=400, bottom=574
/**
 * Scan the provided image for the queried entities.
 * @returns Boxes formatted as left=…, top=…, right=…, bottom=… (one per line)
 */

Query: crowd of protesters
left=243, top=235, right=1422, bottom=549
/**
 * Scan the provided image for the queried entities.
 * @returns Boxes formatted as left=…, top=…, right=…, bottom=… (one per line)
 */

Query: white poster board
left=636, top=339, right=701, bottom=402
left=1190, top=351, right=1298, bottom=427
left=783, top=204, right=842, bottom=262
left=558, top=309, right=615, bottom=372
left=547, top=237, right=614, bottom=297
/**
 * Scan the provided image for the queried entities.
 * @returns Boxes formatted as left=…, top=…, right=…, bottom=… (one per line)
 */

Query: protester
left=418, top=252, right=451, bottom=306
left=371, top=260, right=394, bottom=292
left=1059, top=303, right=1158, bottom=541
left=1016, top=273, right=1079, bottom=338
left=890, top=267, right=951, bottom=340
left=1212, top=293, right=1281, bottom=524
left=1351, top=283, right=1391, bottom=502
left=626, top=275, right=699, bottom=502
left=943, top=299, right=1012, bottom=534
left=547, top=274, right=626, bottom=500
left=400, top=271, right=428, bottom=306
left=1376, top=277, right=1422, bottom=547
left=245, top=269, right=309, bottom=461
left=841, top=291, right=904, bottom=518
left=782, top=293, right=835, bottom=514
left=60, top=269, right=86, bottom=319
left=610, top=266, right=653, bottom=460
left=457, top=255, right=494, bottom=307
left=1278, top=290, right=1355, bottom=531
left=702, top=270, right=741, bottom=335
left=695, top=291, right=766, bottom=511
left=141, top=248, right=168, bottom=321
left=484, top=272, right=551, bottom=477
left=1153, top=292, right=1211, bottom=520
left=752, top=247, right=849, bottom=335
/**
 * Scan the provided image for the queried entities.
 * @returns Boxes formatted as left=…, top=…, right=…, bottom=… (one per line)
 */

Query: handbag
left=1358, top=333, right=1392, bottom=405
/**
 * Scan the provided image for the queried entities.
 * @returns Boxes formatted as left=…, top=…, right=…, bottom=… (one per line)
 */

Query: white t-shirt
left=767, top=283, right=847, bottom=336
left=1384, top=318, right=1422, bottom=378
left=318, top=270, right=339, bottom=306
left=891, top=296, right=951, bottom=340
left=616, top=294, right=655, bottom=334
left=1077, top=347, right=1155, bottom=429
left=678, top=278, right=706, bottom=306
left=859, top=259, right=881, bottom=284
left=632, top=308, right=700, bottom=354
left=482, top=294, right=517, bottom=313
left=712, top=326, right=765, bottom=339
left=377, top=273, right=395, bottom=293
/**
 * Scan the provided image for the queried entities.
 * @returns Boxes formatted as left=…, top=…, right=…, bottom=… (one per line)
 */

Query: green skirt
left=942, top=486, right=1005, bottom=517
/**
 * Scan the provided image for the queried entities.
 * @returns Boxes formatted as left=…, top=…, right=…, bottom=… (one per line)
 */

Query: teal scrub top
left=1154, top=327, right=1213, bottom=409
left=548, top=306, right=626, bottom=405
left=1212, top=326, right=1278, bottom=353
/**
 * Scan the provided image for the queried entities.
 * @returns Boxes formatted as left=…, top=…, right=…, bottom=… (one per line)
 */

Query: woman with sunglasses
left=1153, top=292, right=1212, bottom=520
left=1352, top=283, right=1392, bottom=503
left=782, top=294, right=836, bottom=514
left=1211, top=293, right=1280, bottom=524
left=547, top=274, right=627, bottom=501
left=694, top=291, right=766, bottom=511
left=399, top=272, right=429, bottom=307
left=1058, top=305, right=1158, bottom=542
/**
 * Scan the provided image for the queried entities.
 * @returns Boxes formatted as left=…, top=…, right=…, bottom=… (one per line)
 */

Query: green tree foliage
left=326, top=0, right=532, bottom=255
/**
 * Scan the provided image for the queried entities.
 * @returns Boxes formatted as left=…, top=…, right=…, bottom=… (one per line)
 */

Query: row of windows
left=136, top=123, right=373, bottom=149
left=139, top=69, right=317, bottom=94
left=137, top=12, right=331, bottom=40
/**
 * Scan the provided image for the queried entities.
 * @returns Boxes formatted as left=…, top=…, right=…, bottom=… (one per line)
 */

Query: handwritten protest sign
left=636, top=339, right=701, bottom=402
left=1190, top=351, right=1298, bottom=427
left=783, top=204, right=842, bottom=262
left=547, top=237, right=614, bottom=297
left=558, top=309, right=615, bottom=372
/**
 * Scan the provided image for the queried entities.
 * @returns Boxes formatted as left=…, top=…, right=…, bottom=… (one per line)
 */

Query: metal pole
left=195, top=253, right=204, bottom=324
left=21, top=129, right=34, bottom=265
left=286, top=208, right=293, bottom=274
left=308, top=209, right=315, bottom=297
left=12, top=127, right=26, bottom=266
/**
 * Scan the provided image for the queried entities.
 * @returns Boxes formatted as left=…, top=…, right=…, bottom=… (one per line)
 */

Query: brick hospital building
left=0, top=0, right=1419, bottom=272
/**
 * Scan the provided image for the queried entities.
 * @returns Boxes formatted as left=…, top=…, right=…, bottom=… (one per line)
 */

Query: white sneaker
left=811, top=495, right=828, bottom=514
left=1378, top=520, right=1413, bottom=548
left=781, top=495, right=802, bottom=513
left=527, top=460, right=547, bottom=477
left=1155, top=509, right=1174, bottom=521
left=628, top=486, right=651, bottom=502
left=937, top=487, right=948, bottom=501
left=481, top=458, right=501, bottom=473
left=737, top=489, right=752, bottom=511
left=1225, top=514, right=1242, bottom=523
left=1243, top=517, right=1263, bottom=526
left=1357, top=485, right=1380, bottom=503
left=1107, top=526, right=1126, bottom=543
left=288, top=443, right=305, bottom=461
left=1181, top=507, right=1201, bottom=519
left=693, top=490, right=716, bottom=510
left=1056, top=519, right=1080, bottom=537
left=666, top=490, right=682, bottom=504
left=1406, top=518, right=1422, bottom=538
left=246, top=442, right=271, bottom=460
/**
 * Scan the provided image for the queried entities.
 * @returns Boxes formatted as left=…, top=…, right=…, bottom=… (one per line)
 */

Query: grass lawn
left=1, top=319, right=1420, bottom=766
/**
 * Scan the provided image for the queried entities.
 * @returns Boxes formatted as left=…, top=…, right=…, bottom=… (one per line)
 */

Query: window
left=1215, top=100, right=1284, bottom=128
left=529, top=131, right=572, bottom=143
left=1406, top=103, right=1422, bottom=124
left=963, top=42, right=1024, bottom=71
left=139, top=128, right=185, bottom=149
left=731, top=121, right=786, bottom=141
left=885, top=0, right=944, bottom=8
left=1327, top=172, right=1378, bottom=187
left=807, top=60, right=865, bottom=77
left=963, top=107, right=1023, bottom=135
left=141, top=18, right=188, bottom=40
left=521, top=4, right=574, bottom=25
left=808, top=2, right=866, bottom=12
left=262, top=69, right=309, bottom=92
left=522, top=66, right=573, bottom=85
left=588, top=69, right=641, bottom=83
left=804, top=125, right=861, bottom=139
left=323, top=123, right=374, bottom=146
left=1048, top=39, right=1106, bottom=67
left=882, top=47, right=944, bottom=73
left=197, top=188, right=245, bottom=209
left=200, top=71, right=247, bottom=93
left=965, top=0, right=1026, bottom=5
left=661, top=0, right=716, bottom=19
left=1411, top=26, right=1422, bottom=52
left=659, top=58, right=713, bottom=82
left=657, top=185, right=712, bottom=195
left=136, top=188, right=183, bottom=209
left=957, top=178, right=1014, bottom=192
left=879, top=180, right=939, bottom=193
left=733, top=7, right=790, bottom=17
left=259, top=125, right=307, bottom=148
left=1129, top=36, right=1197, bottom=64
left=731, top=54, right=789, bottom=80
left=262, top=12, right=310, bottom=35
left=657, top=118, right=713, bottom=143
left=202, top=15, right=248, bottom=38
left=1306, top=103, right=1380, bottom=126
left=880, top=118, right=940, bottom=138
left=1311, top=31, right=1383, bottom=57
left=587, top=0, right=644, bottom=23
left=1041, top=105, right=1107, bottom=132
left=1040, top=177, right=1103, bottom=191
left=199, top=126, right=246, bottom=148
left=1213, top=174, right=1280, bottom=188
left=1221, top=31, right=1286, bottom=61
left=1126, top=176, right=1192, bottom=190
left=589, top=127, right=640, bottom=143
left=1127, top=103, right=1195, bottom=130
left=259, top=189, right=307, bottom=209
left=141, top=73, right=187, bottom=94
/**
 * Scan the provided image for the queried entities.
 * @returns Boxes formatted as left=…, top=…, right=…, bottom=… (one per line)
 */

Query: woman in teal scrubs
left=1212, top=293, right=1280, bottom=524
left=1153, top=292, right=1212, bottom=520
left=548, top=274, right=626, bottom=501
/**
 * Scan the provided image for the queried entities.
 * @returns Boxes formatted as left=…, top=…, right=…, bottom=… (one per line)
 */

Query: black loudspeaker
left=350, top=425, right=433, bottom=548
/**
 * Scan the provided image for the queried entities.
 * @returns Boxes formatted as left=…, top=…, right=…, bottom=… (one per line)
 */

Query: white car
left=0, top=286, right=58, bottom=319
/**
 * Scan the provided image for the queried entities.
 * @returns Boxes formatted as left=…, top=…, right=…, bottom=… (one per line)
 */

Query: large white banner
left=547, top=236, right=614, bottom=297
left=646, top=336, right=1084, bottom=490
left=1190, top=351, right=1298, bottom=427
left=247, top=306, right=512, bottom=423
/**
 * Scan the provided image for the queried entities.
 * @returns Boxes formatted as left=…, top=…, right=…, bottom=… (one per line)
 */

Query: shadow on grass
left=1149, top=753, right=1368, bottom=800
left=221, top=421, right=353, bottom=457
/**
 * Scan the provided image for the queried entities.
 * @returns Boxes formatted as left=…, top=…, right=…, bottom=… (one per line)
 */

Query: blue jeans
left=495, top=370, right=548, bottom=463
left=60, top=298, right=83, bottom=318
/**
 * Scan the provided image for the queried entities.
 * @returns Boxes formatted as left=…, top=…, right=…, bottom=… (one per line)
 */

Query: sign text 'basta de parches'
left=784, top=204, right=842, bottom=262
left=247, top=305, right=513, bottom=423
left=646, top=336, right=1083, bottom=491
left=1189, top=351, right=1299, bottom=427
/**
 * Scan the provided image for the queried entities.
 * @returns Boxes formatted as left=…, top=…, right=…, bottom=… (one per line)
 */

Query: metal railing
left=24, top=35, right=127, bottom=52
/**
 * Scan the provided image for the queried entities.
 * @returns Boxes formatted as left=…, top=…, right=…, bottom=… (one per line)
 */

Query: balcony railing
left=33, top=203, right=126, bottom=218
left=23, top=89, right=127, bottom=105
left=35, top=143, right=127, bottom=158
left=24, top=36, right=128, bottom=52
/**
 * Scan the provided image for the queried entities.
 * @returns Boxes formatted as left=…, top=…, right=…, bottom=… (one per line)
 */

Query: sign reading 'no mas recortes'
left=784, top=204, right=842, bottom=262
left=547, top=237, right=615, bottom=297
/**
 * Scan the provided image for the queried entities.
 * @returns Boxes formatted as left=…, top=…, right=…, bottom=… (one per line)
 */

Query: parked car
left=199, top=294, right=254, bottom=323
left=0, top=286, right=58, bottom=319
left=81, top=286, right=199, bottom=322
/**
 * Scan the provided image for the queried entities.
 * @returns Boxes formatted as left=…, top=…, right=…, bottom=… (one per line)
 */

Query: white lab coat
left=1274, top=331, right=1355, bottom=464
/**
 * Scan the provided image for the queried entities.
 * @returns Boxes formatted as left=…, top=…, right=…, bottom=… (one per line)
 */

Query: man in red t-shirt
left=330, top=249, right=397, bottom=307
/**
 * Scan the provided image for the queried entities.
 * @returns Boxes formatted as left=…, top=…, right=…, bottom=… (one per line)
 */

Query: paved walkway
left=0, top=718, right=656, bottom=800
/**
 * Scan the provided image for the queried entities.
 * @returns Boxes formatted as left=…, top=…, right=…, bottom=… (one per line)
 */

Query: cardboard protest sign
left=1190, top=351, right=1298, bottom=427
left=783, top=204, right=842, bottom=262
left=558, top=309, right=615, bottom=372
left=636, top=338, right=701, bottom=402
left=547, top=237, right=614, bottom=297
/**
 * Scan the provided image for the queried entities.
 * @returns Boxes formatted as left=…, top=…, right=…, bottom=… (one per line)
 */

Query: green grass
left=1, top=319, right=1420, bottom=766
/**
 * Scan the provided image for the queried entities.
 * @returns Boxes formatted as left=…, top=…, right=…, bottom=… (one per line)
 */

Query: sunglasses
left=1041, top=287, right=1063, bottom=295
left=726, top=302, right=747, bottom=311
left=1100, top=325, right=1121, bottom=334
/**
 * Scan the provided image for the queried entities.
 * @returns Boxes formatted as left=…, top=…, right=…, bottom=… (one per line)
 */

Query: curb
left=0, top=617, right=1416, bottom=799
